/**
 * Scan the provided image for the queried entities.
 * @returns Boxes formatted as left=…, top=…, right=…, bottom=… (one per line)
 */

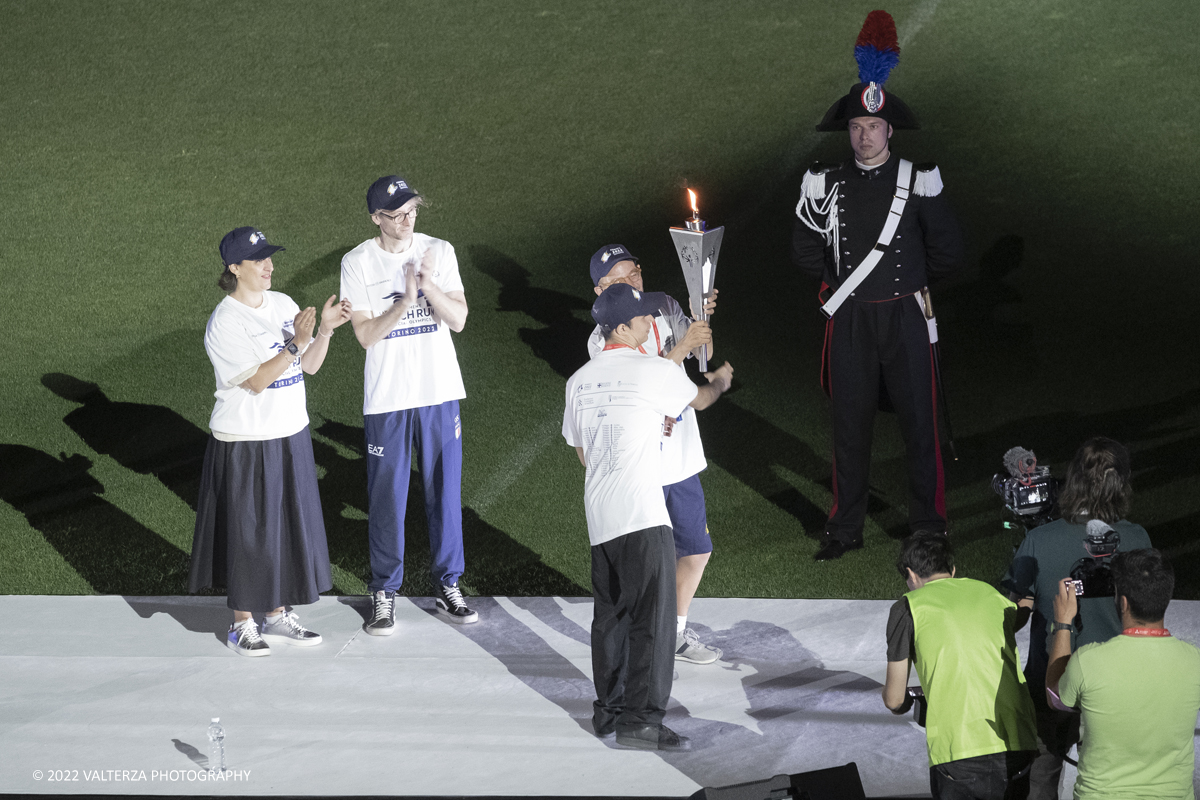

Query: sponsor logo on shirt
left=368, top=444, right=385, bottom=457
left=598, top=382, right=611, bottom=388
left=267, top=373, right=304, bottom=389
left=385, top=324, right=438, bottom=340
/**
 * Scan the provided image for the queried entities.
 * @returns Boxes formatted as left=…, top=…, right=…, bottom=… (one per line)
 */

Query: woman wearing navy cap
left=188, top=226, right=352, bottom=656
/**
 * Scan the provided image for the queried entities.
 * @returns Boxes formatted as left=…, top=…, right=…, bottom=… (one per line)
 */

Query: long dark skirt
left=189, top=426, right=332, bottom=611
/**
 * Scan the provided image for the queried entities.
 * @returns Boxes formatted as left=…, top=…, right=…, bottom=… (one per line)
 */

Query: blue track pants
left=364, top=400, right=464, bottom=592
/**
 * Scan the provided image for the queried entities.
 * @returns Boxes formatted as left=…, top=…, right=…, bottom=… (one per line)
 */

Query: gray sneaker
left=226, top=619, right=271, bottom=658
left=261, top=610, right=322, bottom=647
left=675, top=628, right=721, bottom=664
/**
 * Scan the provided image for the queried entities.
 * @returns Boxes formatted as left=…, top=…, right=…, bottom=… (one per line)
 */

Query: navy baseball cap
left=219, top=227, right=285, bottom=266
left=367, top=175, right=420, bottom=214
left=591, top=282, right=651, bottom=332
left=589, top=243, right=639, bottom=286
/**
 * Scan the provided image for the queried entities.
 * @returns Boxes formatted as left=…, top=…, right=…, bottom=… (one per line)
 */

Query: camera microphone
left=1002, top=446, right=1038, bottom=479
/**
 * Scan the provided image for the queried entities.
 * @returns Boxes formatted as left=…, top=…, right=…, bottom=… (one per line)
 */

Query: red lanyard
left=1123, top=628, right=1170, bottom=637
left=602, top=343, right=647, bottom=354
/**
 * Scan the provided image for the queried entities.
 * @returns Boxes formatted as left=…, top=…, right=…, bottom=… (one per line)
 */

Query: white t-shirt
left=340, top=233, right=467, bottom=415
left=204, top=292, right=309, bottom=441
left=587, top=294, right=706, bottom=485
left=562, top=347, right=699, bottom=546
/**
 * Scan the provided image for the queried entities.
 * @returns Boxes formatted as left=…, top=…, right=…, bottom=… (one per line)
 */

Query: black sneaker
left=226, top=619, right=271, bottom=657
left=435, top=583, right=479, bottom=624
left=364, top=590, right=396, bottom=636
left=615, top=723, right=690, bottom=751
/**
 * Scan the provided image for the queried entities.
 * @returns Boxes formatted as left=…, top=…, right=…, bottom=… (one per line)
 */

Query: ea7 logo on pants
left=367, top=444, right=385, bottom=457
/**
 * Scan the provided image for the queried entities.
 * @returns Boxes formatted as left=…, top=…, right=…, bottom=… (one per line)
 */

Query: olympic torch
left=669, top=189, right=723, bottom=371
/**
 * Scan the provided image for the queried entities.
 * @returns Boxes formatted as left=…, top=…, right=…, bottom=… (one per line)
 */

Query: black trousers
left=590, top=525, right=677, bottom=731
left=930, top=750, right=1036, bottom=800
left=825, top=296, right=945, bottom=543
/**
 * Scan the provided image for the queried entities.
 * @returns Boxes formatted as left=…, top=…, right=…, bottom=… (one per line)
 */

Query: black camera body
left=906, top=686, right=927, bottom=727
left=1068, top=520, right=1122, bottom=598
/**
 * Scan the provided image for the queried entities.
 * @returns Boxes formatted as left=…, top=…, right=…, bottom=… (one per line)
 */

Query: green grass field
left=2, top=0, right=1197, bottom=601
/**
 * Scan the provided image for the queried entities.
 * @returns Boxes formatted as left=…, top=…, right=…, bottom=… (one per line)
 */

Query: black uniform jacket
left=792, top=156, right=965, bottom=301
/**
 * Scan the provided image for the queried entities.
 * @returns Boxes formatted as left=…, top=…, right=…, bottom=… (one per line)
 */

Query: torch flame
left=687, top=189, right=699, bottom=217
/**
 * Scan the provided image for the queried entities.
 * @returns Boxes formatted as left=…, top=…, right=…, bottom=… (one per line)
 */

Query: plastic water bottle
left=207, top=718, right=226, bottom=773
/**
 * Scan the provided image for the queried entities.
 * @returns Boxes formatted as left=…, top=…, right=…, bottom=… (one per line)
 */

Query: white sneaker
left=675, top=628, right=721, bottom=664
left=261, top=610, right=323, bottom=647
left=226, top=619, right=271, bottom=657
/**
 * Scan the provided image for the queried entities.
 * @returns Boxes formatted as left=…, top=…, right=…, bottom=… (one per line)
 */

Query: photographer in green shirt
left=1047, top=549, right=1200, bottom=799
left=884, top=532, right=1038, bottom=798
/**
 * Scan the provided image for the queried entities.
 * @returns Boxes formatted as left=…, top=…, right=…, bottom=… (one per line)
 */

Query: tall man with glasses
left=341, top=175, right=478, bottom=634
left=587, top=244, right=722, bottom=665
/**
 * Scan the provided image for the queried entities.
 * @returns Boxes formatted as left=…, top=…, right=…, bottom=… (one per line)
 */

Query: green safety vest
left=907, top=577, right=1038, bottom=766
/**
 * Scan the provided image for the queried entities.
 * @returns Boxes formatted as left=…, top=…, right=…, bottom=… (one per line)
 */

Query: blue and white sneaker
left=227, top=619, right=270, bottom=657
left=261, top=610, right=323, bottom=647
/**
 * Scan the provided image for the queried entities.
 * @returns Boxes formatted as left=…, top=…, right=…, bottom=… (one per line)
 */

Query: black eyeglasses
left=377, top=207, right=419, bottom=222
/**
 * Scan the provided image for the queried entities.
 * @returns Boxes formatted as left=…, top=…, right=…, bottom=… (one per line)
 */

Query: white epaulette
left=912, top=165, right=943, bottom=197
left=800, top=167, right=828, bottom=201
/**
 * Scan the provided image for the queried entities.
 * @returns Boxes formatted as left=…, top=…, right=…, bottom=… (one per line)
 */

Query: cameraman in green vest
left=884, top=531, right=1039, bottom=798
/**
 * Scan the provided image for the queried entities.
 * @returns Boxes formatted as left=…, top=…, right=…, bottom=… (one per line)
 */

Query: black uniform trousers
left=825, top=295, right=945, bottom=543
left=590, top=525, right=677, bottom=732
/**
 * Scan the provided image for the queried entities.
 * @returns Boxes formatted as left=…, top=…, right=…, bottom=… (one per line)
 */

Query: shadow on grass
left=0, top=444, right=190, bottom=594
left=469, top=244, right=895, bottom=542
left=312, top=418, right=587, bottom=597
left=42, top=373, right=208, bottom=511
left=278, top=246, right=354, bottom=295
left=468, top=244, right=595, bottom=379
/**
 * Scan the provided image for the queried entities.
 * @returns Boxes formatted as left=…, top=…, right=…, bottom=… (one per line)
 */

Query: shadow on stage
left=444, top=596, right=896, bottom=788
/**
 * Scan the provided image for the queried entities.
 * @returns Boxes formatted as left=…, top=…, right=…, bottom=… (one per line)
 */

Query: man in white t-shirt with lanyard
left=341, top=175, right=477, bottom=634
left=587, top=244, right=723, bottom=665
left=564, top=282, right=734, bottom=751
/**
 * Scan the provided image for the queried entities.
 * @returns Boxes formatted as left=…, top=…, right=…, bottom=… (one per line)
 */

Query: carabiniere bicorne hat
left=815, top=10, right=920, bottom=132
left=367, top=175, right=420, bottom=214
left=219, top=227, right=285, bottom=266
left=591, top=282, right=651, bottom=332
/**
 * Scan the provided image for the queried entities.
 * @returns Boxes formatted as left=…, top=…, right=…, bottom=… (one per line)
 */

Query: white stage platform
left=2, top=596, right=1198, bottom=798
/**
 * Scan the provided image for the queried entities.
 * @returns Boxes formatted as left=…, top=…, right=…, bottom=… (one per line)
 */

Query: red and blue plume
left=854, top=10, right=900, bottom=86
